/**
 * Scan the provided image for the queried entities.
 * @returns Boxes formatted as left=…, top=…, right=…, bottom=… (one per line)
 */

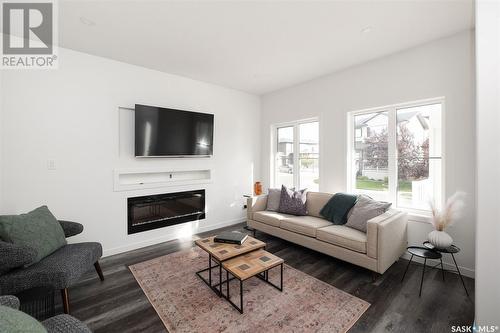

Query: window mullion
left=388, top=108, right=398, bottom=205
left=294, top=123, right=300, bottom=188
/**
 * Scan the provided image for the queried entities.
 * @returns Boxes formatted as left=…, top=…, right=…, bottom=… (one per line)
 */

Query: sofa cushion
left=319, top=193, right=358, bottom=225
left=0, top=206, right=67, bottom=264
left=266, top=188, right=282, bottom=212
left=345, top=195, right=392, bottom=233
left=306, top=192, right=333, bottom=218
left=0, top=305, right=47, bottom=333
left=0, top=242, right=102, bottom=295
left=0, top=241, right=37, bottom=274
left=316, top=225, right=367, bottom=253
left=253, top=211, right=292, bottom=227
left=280, top=216, right=332, bottom=237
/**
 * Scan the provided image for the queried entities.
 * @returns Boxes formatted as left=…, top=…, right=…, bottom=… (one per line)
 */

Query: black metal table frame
left=195, top=253, right=237, bottom=297
left=195, top=244, right=267, bottom=297
left=223, top=263, right=283, bottom=314
left=401, top=246, right=470, bottom=298
left=422, top=243, right=470, bottom=297
left=195, top=250, right=283, bottom=314
left=401, top=252, right=443, bottom=297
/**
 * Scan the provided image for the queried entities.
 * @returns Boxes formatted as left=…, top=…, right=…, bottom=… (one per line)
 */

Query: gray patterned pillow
left=266, top=188, right=281, bottom=211
left=345, top=195, right=391, bottom=233
left=278, top=185, right=308, bottom=216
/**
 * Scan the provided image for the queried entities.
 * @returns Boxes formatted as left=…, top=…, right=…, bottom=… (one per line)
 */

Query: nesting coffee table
left=195, top=235, right=284, bottom=313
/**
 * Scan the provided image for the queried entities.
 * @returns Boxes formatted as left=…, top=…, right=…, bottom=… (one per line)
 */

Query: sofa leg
left=61, top=288, right=70, bottom=314
left=94, top=261, right=105, bottom=281
left=371, top=272, right=380, bottom=282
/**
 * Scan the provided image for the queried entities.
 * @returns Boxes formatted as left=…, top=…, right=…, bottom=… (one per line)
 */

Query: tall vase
left=254, top=182, right=262, bottom=196
left=428, top=230, right=453, bottom=249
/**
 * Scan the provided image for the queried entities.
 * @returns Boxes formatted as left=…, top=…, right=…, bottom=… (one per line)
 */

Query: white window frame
left=271, top=117, right=320, bottom=191
left=346, top=97, right=445, bottom=218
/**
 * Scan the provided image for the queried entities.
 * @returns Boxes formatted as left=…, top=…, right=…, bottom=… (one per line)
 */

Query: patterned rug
left=129, top=247, right=369, bottom=333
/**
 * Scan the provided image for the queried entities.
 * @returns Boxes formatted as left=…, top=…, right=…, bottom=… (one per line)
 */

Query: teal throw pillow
left=320, top=193, right=358, bottom=225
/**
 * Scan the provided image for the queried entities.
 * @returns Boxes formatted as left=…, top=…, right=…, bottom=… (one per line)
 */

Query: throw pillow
left=320, top=193, right=358, bottom=225
left=0, top=305, right=47, bottom=333
left=0, top=241, right=37, bottom=274
left=345, top=195, right=392, bottom=233
left=266, top=188, right=281, bottom=211
left=0, top=206, right=67, bottom=264
left=278, top=185, right=308, bottom=216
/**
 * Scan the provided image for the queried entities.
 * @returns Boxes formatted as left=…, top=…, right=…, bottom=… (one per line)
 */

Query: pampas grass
left=429, top=191, right=466, bottom=231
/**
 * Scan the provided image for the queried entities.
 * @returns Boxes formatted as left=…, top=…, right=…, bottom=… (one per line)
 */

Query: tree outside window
left=351, top=101, right=442, bottom=211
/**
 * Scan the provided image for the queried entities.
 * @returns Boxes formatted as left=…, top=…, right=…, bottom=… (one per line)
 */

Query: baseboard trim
left=400, top=252, right=475, bottom=279
left=102, top=217, right=246, bottom=257
left=196, top=217, right=246, bottom=233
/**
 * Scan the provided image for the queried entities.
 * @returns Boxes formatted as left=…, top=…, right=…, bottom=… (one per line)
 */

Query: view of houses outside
left=299, top=122, right=319, bottom=191
left=276, top=126, right=295, bottom=188
left=276, top=122, right=319, bottom=191
left=353, top=103, right=442, bottom=210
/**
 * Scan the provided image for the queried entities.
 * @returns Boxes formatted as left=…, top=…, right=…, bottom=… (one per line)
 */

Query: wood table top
left=195, top=235, right=266, bottom=261
left=222, top=249, right=284, bottom=281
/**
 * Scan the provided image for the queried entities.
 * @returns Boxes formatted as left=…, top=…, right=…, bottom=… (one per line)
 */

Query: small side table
left=423, top=241, right=469, bottom=297
left=401, top=246, right=443, bottom=297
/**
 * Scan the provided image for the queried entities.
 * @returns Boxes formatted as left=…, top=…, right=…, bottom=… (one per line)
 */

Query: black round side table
left=423, top=241, right=469, bottom=297
left=401, top=246, right=443, bottom=297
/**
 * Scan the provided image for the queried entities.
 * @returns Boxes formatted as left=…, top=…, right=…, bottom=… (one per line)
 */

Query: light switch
left=47, top=159, right=56, bottom=170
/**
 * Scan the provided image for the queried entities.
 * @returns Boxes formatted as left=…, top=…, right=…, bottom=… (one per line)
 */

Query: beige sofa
left=247, top=192, right=408, bottom=274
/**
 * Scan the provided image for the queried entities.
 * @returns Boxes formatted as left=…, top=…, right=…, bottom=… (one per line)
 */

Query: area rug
left=129, top=247, right=369, bottom=333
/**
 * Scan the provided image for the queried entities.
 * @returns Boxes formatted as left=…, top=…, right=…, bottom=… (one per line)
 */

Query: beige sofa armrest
left=247, top=195, right=268, bottom=220
left=366, top=209, right=408, bottom=273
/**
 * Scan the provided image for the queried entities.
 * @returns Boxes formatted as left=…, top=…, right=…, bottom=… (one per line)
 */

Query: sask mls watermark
left=1, top=0, right=58, bottom=69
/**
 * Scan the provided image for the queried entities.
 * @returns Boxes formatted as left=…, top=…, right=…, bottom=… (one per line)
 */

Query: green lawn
left=356, top=178, right=412, bottom=192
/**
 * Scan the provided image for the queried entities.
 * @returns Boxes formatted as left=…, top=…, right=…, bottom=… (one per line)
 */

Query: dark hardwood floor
left=66, top=223, right=474, bottom=333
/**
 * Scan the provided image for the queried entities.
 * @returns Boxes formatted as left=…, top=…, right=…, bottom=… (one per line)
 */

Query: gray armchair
left=0, top=295, right=91, bottom=333
left=0, top=220, right=104, bottom=314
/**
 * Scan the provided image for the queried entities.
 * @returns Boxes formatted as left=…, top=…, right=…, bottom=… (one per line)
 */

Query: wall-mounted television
left=135, top=104, right=214, bottom=157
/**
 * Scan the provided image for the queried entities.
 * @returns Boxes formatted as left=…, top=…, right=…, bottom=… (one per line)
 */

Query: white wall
left=475, top=0, right=500, bottom=326
left=0, top=69, right=3, bottom=212
left=261, top=31, right=476, bottom=276
left=0, top=47, right=261, bottom=256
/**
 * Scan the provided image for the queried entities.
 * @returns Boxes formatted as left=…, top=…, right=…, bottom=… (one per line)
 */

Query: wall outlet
left=47, top=159, right=56, bottom=170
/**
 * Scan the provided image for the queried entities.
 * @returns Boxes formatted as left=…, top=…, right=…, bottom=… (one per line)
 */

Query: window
left=276, top=126, right=294, bottom=188
left=274, top=120, right=319, bottom=191
left=348, top=100, right=443, bottom=213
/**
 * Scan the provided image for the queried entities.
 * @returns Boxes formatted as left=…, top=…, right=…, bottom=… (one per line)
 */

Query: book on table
left=214, top=231, right=248, bottom=245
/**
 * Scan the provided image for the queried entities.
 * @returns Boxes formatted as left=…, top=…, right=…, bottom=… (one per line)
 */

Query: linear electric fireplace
left=127, top=190, right=205, bottom=234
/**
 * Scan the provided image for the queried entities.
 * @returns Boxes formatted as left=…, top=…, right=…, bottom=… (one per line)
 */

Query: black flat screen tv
left=135, top=104, right=214, bottom=157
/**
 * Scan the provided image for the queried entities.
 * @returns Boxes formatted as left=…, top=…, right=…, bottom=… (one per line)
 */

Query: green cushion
left=0, top=206, right=67, bottom=264
left=0, top=305, right=47, bottom=333
left=320, top=193, right=358, bottom=225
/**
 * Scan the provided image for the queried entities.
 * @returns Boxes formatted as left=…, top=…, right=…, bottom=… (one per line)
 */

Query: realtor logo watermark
left=1, top=0, right=58, bottom=69
left=452, top=325, right=500, bottom=332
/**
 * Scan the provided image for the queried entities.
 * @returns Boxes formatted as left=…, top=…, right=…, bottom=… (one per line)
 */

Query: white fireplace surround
left=114, top=168, right=212, bottom=192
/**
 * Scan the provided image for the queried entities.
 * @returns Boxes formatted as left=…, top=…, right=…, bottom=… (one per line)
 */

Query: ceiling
left=59, top=0, right=474, bottom=95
